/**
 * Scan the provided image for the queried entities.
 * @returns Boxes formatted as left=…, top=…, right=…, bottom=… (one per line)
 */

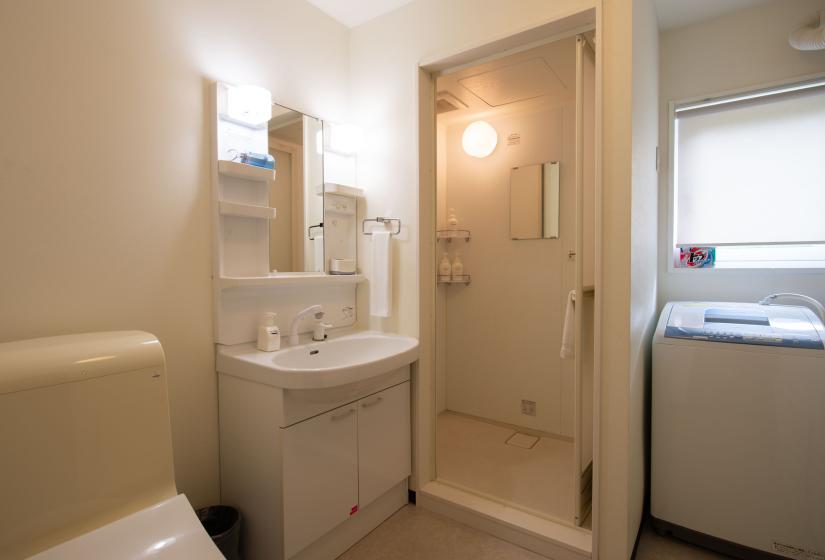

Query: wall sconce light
left=462, top=120, right=498, bottom=158
left=224, top=84, right=272, bottom=129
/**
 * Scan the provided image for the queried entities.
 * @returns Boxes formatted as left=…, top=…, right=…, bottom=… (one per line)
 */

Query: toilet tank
left=0, top=331, right=177, bottom=559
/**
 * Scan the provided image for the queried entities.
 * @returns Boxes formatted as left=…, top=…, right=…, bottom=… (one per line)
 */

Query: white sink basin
left=216, top=330, right=419, bottom=389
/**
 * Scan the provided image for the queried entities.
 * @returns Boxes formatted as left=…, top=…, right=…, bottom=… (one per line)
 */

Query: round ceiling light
left=462, top=120, right=498, bottom=158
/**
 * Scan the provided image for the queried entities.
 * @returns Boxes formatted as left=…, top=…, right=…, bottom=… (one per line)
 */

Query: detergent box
left=678, top=246, right=716, bottom=268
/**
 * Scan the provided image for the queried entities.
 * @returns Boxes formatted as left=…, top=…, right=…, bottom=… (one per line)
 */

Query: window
left=672, top=78, right=825, bottom=269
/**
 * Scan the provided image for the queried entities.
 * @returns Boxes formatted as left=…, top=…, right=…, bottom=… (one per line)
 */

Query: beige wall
left=439, top=98, right=577, bottom=436
left=597, top=0, right=658, bottom=557
left=0, top=0, right=349, bottom=507
left=657, top=0, right=825, bottom=309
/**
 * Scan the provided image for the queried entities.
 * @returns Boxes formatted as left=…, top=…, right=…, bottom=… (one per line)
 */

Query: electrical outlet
left=521, top=399, right=536, bottom=416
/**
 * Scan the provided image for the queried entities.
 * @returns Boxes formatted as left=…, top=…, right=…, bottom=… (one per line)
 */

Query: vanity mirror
left=509, top=161, right=560, bottom=240
left=267, top=103, right=324, bottom=273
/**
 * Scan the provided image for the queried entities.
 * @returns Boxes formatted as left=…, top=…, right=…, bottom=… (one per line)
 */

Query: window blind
left=674, top=83, right=825, bottom=246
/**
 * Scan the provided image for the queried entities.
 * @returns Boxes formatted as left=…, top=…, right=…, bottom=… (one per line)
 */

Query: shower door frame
left=573, top=31, right=597, bottom=528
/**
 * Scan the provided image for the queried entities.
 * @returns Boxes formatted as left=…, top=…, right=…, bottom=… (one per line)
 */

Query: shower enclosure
left=432, top=32, right=596, bottom=530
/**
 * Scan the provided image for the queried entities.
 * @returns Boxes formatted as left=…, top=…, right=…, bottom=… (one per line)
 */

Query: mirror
left=267, top=103, right=324, bottom=273
left=509, top=161, right=560, bottom=240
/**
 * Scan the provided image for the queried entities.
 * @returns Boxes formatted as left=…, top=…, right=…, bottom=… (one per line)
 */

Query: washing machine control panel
left=664, top=304, right=825, bottom=349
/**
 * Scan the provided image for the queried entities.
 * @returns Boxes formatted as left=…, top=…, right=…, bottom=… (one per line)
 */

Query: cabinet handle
left=330, top=408, right=356, bottom=421
left=361, top=396, right=383, bottom=409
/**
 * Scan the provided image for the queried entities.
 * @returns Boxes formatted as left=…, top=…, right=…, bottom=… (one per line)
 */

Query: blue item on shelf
left=239, top=152, right=275, bottom=170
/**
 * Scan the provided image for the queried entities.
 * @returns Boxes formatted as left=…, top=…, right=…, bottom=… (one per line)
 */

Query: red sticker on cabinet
left=350, top=505, right=359, bottom=516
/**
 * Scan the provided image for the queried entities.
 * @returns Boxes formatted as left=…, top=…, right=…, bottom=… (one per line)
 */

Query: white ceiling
left=307, top=0, right=776, bottom=32
left=304, top=0, right=414, bottom=28
left=654, top=0, right=775, bottom=30
left=436, top=36, right=577, bottom=124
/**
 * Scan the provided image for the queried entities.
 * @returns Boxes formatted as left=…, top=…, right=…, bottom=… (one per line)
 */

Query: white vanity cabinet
left=283, top=403, right=359, bottom=559
left=282, top=381, right=410, bottom=558
left=356, top=382, right=411, bottom=508
left=218, top=365, right=412, bottom=560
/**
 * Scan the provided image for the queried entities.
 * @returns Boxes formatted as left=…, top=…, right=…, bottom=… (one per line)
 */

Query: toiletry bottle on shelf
left=451, top=252, right=464, bottom=280
left=448, top=208, right=459, bottom=230
left=439, top=253, right=452, bottom=278
left=257, top=312, right=281, bottom=352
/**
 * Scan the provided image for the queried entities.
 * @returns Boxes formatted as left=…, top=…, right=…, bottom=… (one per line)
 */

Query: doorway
left=417, top=13, right=598, bottom=559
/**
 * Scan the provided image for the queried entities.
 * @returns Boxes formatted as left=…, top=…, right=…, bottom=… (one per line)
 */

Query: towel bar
left=362, top=217, right=401, bottom=236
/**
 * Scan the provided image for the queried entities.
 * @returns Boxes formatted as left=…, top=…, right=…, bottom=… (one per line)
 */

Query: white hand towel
left=370, top=230, right=392, bottom=317
left=560, top=289, right=576, bottom=359
left=313, top=234, right=324, bottom=272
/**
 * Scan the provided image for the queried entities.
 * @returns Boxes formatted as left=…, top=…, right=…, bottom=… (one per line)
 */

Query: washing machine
left=652, top=301, right=825, bottom=560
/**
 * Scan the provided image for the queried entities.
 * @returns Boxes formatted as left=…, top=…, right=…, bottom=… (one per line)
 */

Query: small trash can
left=197, top=505, right=241, bottom=560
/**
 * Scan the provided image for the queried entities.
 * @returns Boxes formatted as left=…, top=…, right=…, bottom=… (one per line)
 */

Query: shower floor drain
left=505, top=432, right=539, bottom=449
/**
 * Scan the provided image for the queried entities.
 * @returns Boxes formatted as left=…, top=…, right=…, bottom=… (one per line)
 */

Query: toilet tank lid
left=0, top=331, right=165, bottom=395
left=28, top=494, right=223, bottom=560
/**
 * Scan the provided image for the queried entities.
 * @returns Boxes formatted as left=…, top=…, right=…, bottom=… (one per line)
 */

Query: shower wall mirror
left=509, top=161, right=560, bottom=240
left=267, top=103, right=325, bottom=273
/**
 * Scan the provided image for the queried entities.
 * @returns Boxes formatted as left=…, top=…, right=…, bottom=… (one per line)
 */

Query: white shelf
left=219, top=201, right=276, bottom=220
left=321, top=183, right=365, bottom=198
left=218, top=160, right=275, bottom=182
left=437, top=229, right=471, bottom=242
left=218, top=274, right=364, bottom=290
left=437, top=274, right=471, bottom=285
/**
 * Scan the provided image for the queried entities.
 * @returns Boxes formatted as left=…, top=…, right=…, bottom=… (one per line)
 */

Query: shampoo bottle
left=439, top=253, right=452, bottom=277
left=451, top=252, right=464, bottom=279
left=257, top=312, right=281, bottom=352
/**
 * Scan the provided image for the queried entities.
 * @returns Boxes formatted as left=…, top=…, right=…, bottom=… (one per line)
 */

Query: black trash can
left=197, top=506, right=241, bottom=560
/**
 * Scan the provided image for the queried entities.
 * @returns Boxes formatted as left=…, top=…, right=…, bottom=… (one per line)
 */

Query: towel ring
left=362, top=217, right=401, bottom=236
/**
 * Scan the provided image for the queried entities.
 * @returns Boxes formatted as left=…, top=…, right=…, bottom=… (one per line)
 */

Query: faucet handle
left=313, top=322, right=333, bottom=341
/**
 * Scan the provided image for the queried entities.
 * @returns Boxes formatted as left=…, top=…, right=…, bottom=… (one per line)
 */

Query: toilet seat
left=28, top=494, right=224, bottom=559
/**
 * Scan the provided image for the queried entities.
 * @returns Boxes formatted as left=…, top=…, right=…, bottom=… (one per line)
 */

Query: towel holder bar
left=308, top=222, right=323, bottom=240
left=362, top=217, right=401, bottom=236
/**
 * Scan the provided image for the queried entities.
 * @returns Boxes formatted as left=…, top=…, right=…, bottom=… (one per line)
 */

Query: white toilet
left=0, top=331, right=224, bottom=559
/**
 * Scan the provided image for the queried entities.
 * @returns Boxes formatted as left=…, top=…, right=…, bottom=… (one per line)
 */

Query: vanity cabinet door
left=282, top=404, right=358, bottom=558
left=357, top=381, right=411, bottom=508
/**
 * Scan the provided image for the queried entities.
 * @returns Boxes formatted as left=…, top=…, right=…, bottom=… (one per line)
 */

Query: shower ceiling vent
left=436, top=91, right=468, bottom=114
left=459, top=58, right=567, bottom=107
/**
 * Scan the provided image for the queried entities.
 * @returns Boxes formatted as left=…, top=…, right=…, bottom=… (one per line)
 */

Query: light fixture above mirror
left=223, top=84, right=272, bottom=129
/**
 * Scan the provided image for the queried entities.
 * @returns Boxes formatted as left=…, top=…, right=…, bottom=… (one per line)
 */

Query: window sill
left=669, top=264, right=825, bottom=274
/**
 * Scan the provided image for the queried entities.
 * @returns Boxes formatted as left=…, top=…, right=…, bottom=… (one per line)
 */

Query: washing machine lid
left=665, top=302, right=824, bottom=349
left=27, top=494, right=224, bottom=560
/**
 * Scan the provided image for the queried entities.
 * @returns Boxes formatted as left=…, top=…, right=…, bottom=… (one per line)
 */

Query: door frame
left=415, top=5, right=603, bottom=557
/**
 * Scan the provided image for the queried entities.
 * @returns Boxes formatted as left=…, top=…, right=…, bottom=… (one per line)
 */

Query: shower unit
left=431, top=30, right=596, bottom=536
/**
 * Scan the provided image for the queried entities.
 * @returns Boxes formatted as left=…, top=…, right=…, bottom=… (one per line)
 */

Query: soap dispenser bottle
left=257, top=312, right=281, bottom=352
left=439, top=252, right=452, bottom=278
left=451, top=252, right=464, bottom=279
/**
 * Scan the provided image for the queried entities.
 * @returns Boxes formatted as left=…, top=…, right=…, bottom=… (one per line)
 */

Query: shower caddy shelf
left=437, top=274, right=471, bottom=286
left=436, top=229, right=471, bottom=242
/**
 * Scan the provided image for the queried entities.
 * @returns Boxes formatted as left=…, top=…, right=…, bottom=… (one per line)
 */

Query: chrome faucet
left=289, top=305, right=324, bottom=346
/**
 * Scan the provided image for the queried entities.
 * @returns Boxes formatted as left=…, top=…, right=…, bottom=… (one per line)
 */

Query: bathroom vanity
left=217, top=330, right=418, bottom=560
left=210, top=82, right=416, bottom=559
